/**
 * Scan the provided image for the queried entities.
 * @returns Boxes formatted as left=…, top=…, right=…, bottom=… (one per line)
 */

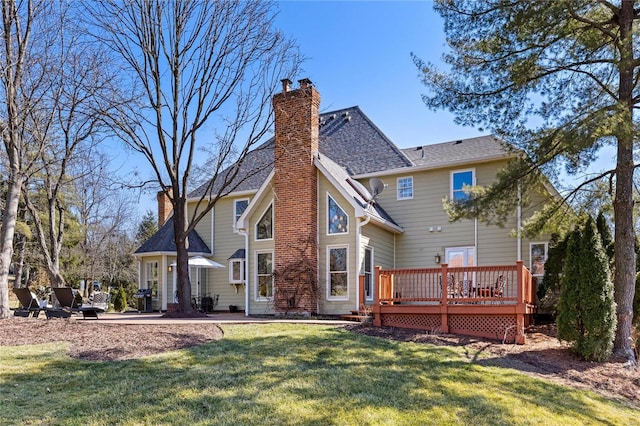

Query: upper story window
left=256, top=203, right=273, bottom=240
left=451, top=169, right=475, bottom=202
left=234, top=199, right=249, bottom=228
left=328, top=195, right=348, bottom=234
left=397, top=176, right=413, bottom=200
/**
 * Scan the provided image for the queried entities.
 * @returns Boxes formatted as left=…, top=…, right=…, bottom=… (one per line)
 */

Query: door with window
left=363, top=247, right=373, bottom=302
left=445, top=247, right=476, bottom=296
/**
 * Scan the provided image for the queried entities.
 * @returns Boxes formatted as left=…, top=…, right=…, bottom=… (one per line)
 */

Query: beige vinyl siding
left=318, top=175, right=358, bottom=315
left=360, top=223, right=395, bottom=270
left=247, top=190, right=275, bottom=314
left=365, top=159, right=553, bottom=269
left=186, top=199, right=247, bottom=311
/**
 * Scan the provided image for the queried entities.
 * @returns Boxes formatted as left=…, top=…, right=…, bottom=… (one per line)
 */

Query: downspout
left=237, top=229, right=250, bottom=316
left=356, top=213, right=371, bottom=312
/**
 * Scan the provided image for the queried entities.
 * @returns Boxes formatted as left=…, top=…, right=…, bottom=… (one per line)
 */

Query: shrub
left=113, top=286, right=127, bottom=312
left=557, top=218, right=616, bottom=362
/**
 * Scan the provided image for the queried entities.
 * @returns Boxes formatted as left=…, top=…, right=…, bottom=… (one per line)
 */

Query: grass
left=1, top=323, right=638, bottom=425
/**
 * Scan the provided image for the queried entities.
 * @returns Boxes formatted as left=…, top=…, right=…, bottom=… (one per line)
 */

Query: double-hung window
left=530, top=243, right=548, bottom=277
left=327, top=246, right=348, bottom=300
left=234, top=199, right=249, bottom=229
left=397, top=176, right=413, bottom=200
left=256, top=251, right=273, bottom=299
left=451, top=169, right=475, bottom=202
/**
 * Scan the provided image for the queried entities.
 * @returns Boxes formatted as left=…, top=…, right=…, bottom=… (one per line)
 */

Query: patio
left=366, top=261, right=537, bottom=343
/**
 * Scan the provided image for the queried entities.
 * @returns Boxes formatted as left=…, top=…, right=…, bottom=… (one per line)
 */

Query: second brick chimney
left=272, top=78, right=321, bottom=314
left=157, top=188, right=173, bottom=228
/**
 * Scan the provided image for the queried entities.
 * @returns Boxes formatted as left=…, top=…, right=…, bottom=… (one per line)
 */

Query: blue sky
left=275, top=0, right=483, bottom=148
left=132, top=1, right=615, bottom=216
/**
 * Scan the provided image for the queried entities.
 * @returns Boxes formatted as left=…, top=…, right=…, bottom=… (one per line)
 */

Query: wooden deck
left=364, top=261, right=536, bottom=344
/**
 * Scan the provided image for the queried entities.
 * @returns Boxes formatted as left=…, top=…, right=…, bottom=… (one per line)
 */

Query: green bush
left=557, top=217, right=616, bottom=362
left=113, top=286, right=127, bottom=312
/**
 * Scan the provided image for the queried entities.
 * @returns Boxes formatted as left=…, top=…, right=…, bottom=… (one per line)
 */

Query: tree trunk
left=0, top=171, right=23, bottom=318
left=173, top=200, right=193, bottom=314
left=612, top=0, right=637, bottom=362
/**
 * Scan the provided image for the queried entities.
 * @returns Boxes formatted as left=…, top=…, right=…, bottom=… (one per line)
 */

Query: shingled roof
left=401, top=135, right=510, bottom=168
left=189, top=106, right=412, bottom=198
left=134, top=217, right=210, bottom=254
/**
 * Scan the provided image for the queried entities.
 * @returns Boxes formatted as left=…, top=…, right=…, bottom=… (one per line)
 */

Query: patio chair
left=50, top=287, right=110, bottom=319
left=444, top=274, right=461, bottom=299
left=478, top=275, right=506, bottom=299
left=12, top=288, right=44, bottom=318
left=48, top=287, right=80, bottom=318
left=81, top=291, right=110, bottom=319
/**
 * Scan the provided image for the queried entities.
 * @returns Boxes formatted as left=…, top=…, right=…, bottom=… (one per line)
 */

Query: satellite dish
left=347, top=178, right=372, bottom=202
left=369, top=178, right=386, bottom=198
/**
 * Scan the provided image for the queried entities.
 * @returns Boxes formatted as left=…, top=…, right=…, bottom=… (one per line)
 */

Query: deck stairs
left=341, top=309, right=373, bottom=323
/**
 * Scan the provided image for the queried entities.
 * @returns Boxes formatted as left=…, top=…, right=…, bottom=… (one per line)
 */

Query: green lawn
left=1, top=323, right=637, bottom=425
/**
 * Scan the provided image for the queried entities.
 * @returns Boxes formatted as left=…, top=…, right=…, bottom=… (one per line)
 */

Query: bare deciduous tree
left=88, top=0, right=301, bottom=314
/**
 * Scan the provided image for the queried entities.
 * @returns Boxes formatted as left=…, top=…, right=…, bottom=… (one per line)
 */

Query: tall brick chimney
left=272, top=78, right=320, bottom=315
left=157, top=188, right=173, bottom=228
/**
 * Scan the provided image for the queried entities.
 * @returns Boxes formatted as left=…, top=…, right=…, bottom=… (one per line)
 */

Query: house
left=134, top=78, right=552, bottom=321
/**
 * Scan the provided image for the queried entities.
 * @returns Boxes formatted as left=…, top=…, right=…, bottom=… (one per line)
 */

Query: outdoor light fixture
left=168, top=265, right=172, bottom=272
left=435, top=253, right=441, bottom=264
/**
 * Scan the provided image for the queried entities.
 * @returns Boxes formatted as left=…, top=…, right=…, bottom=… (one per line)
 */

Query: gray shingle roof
left=401, top=135, right=510, bottom=168
left=134, top=217, right=210, bottom=254
left=189, top=106, right=413, bottom=198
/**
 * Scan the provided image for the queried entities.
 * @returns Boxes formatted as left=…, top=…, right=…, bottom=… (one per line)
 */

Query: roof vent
left=330, top=114, right=336, bottom=120
left=342, top=111, right=350, bottom=117
left=455, top=140, right=462, bottom=144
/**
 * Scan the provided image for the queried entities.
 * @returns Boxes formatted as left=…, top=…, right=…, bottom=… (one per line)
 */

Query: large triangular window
left=256, top=204, right=273, bottom=240
left=328, top=195, right=348, bottom=235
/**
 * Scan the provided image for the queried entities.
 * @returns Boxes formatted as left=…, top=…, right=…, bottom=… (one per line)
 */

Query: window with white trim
left=397, top=176, right=413, bottom=200
left=451, top=169, right=475, bottom=202
left=530, top=242, right=548, bottom=277
left=256, top=203, right=273, bottom=240
left=234, top=198, right=249, bottom=228
left=327, top=194, right=348, bottom=234
left=327, top=246, right=348, bottom=300
left=145, top=261, right=159, bottom=299
left=229, top=259, right=245, bottom=283
left=364, top=247, right=373, bottom=302
left=255, top=251, right=273, bottom=299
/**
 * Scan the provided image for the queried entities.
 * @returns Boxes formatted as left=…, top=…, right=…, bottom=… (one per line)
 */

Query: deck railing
left=374, top=261, right=534, bottom=306
left=369, top=261, right=536, bottom=344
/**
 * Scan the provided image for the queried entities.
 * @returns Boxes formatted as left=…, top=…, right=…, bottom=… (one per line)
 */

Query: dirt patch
left=0, top=317, right=223, bottom=361
left=345, top=323, right=640, bottom=407
left=1, top=317, right=638, bottom=407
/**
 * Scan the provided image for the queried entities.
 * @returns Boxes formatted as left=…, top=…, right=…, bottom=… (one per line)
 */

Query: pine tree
left=557, top=229, right=582, bottom=345
left=596, top=211, right=614, bottom=264
left=136, top=210, right=157, bottom=244
left=557, top=218, right=616, bottom=361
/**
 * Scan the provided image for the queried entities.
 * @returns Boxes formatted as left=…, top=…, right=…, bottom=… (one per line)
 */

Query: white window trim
left=326, top=244, right=349, bottom=301
left=530, top=242, right=548, bottom=277
left=229, top=259, right=245, bottom=284
left=254, top=202, right=274, bottom=241
left=396, top=176, right=414, bottom=200
left=327, top=193, right=349, bottom=235
left=254, top=250, right=273, bottom=301
left=450, top=168, right=476, bottom=201
left=145, top=261, right=159, bottom=300
left=233, top=198, right=249, bottom=230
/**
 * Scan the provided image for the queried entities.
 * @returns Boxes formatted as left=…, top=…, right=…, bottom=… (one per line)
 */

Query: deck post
left=373, top=266, right=382, bottom=327
left=515, top=260, right=526, bottom=344
left=440, top=263, right=449, bottom=333
left=358, top=275, right=365, bottom=311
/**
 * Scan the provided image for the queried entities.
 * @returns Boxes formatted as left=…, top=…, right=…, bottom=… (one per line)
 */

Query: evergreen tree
left=136, top=211, right=157, bottom=244
left=539, top=233, right=569, bottom=307
left=558, top=218, right=616, bottom=361
left=596, top=211, right=614, bottom=264
left=113, top=286, right=127, bottom=312
left=557, top=229, right=582, bottom=345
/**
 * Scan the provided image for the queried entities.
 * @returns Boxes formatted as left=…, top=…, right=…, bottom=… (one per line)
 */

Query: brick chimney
left=157, top=188, right=173, bottom=228
left=272, top=78, right=321, bottom=315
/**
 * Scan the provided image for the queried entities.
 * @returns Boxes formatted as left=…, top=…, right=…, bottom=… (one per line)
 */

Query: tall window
left=256, top=204, right=273, bottom=240
left=364, top=247, right=373, bottom=302
left=530, top=243, right=548, bottom=277
left=145, top=261, right=159, bottom=299
left=256, top=251, right=273, bottom=299
left=397, top=176, right=413, bottom=200
left=229, top=259, right=245, bottom=283
left=328, top=246, right=348, bottom=299
left=328, top=195, right=348, bottom=234
left=451, top=169, right=475, bottom=202
left=234, top=199, right=249, bottom=228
